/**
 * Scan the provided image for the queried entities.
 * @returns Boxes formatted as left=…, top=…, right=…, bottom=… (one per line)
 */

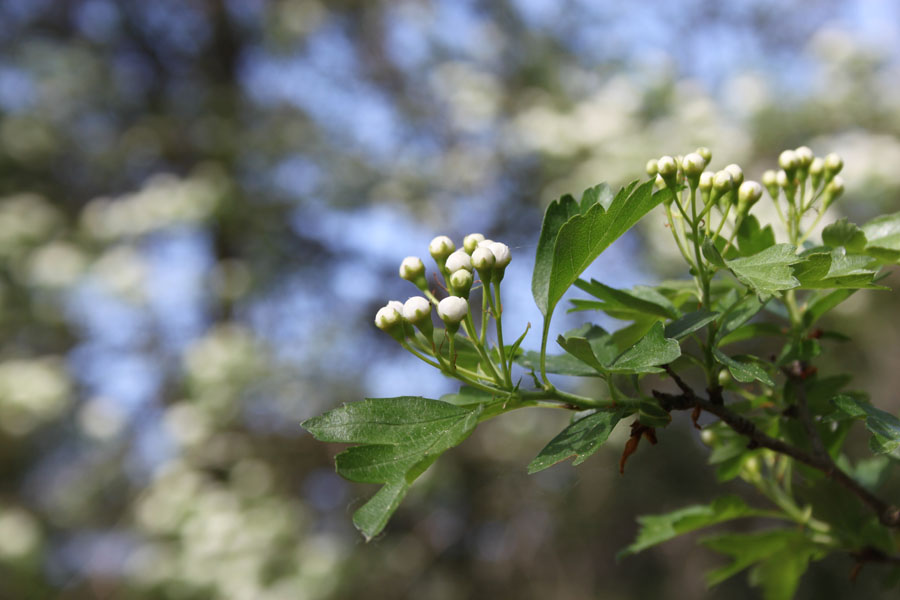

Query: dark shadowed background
left=0, top=0, right=899, bottom=598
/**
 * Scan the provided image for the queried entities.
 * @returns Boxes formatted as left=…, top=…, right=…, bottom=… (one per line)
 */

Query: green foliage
left=527, top=409, right=625, bottom=473
left=308, top=147, right=900, bottom=599
left=303, top=397, right=483, bottom=539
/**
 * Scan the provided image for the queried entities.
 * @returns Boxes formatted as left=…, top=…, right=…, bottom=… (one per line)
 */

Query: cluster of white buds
left=762, top=147, right=844, bottom=209
left=375, top=233, right=514, bottom=344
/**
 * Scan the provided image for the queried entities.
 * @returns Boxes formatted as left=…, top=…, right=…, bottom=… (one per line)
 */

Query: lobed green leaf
left=527, top=408, right=625, bottom=473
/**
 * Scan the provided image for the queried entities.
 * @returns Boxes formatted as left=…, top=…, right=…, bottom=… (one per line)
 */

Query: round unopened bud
left=795, top=146, right=814, bottom=168
left=809, top=157, right=824, bottom=176
left=399, top=256, right=427, bottom=290
left=713, top=170, right=734, bottom=192
left=445, top=249, right=472, bottom=273
left=682, top=153, right=706, bottom=178
left=724, top=164, right=744, bottom=187
left=718, top=369, right=732, bottom=387
left=429, top=236, right=455, bottom=264
left=778, top=149, right=799, bottom=173
left=737, top=181, right=763, bottom=213
left=386, top=300, right=404, bottom=314
left=477, top=239, right=495, bottom=249
left=437, top=296, right=468, bottom=324
left=698, top=171, right=714, bottom=192
left=824, top=152, right=843, bottom=177
left=657, top=155, right=678, bottom=179
left=488, top=242, right=511, bottom=268
left=402, top=296, right=433, bottom=337
left=645, top=158, right=658, bottom=177
left=375, top=305, right=405, bottom=342
left=471, top=246, right=495, bottom=271
left=695, top=146, right=712, bottom=163
left=822, top=176, right=844, bottom=209
left=463, top=233, right=485, bottom=254
left=449, top=269, right=473, bottom=298
left=402, top=296, right=431, bottom=324
left=762, top=170, right=779, bottom=198
left=776, top=170, right=789, bottom=188
left=700, top=429, right=716, bottom=445
left=375, top=305, right=402, bottom=330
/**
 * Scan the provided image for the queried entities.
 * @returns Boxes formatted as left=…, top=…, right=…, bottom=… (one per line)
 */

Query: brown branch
left=654, top=372, right=900, bottom=529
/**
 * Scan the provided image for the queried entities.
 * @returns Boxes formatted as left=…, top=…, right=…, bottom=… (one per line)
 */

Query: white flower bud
left=428, top=235, right=455, bottom=263
left=402, top=296, right=431, bottom=323
left=487, top=242, right=511, bottom=268
left=399, top=256, right=425, bottom=281
left=713, top=170, right=734, bottom=192
left=375, top=306, right=402, bottom=330
left=762, top=170, right=779, bottom=198
left=445, top=249, right=472, bottom=273
left=449, top=269, right=473, bottom=297
left=386, top=300, right=404, bottom=314
left=778, top=150, right=799, bottom=172
left=477, top=239, right=495, bottom=248
left=823, top=176, right=844, bottom=209
left=698, top=171, right=714, bottom=191
left=795, top=146, right=814, bottom=168
left=463, top=233, right=485, bottom=254
left=654, top=174, right=666, bottom=189
left=824, top=153, right=843, bottom=176
left=645, top=158, right=658, bottom=177
left=375, top=304, right=405, bottom=342
left=695, top=146, right=712, bottom=163
left=682, top=153, right=706, bottom=178
left=472, top=246, right=495, bottom=269
left=724, top=164, right=744, bottom=187
left=737, top=181, right=763, bottom=213
left=809, top=157, right=825, bottom=176
left=657, top=155, right=677, bottom=178
left=437, top=296, right=468, bottom=324
left=776, top=170, right=789, bottom=188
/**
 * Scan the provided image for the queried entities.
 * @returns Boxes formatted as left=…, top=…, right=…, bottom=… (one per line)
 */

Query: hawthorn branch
left=656, top=367, right=900, bottom=529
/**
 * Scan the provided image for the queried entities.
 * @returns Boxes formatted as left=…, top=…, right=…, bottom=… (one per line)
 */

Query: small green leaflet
left=302, top=397, right=483, bottom=540
left=715, top=293, right=764, bottom=342
left=557, top=321, right=681, bottom=375
left=532, top=179, right=667, bottom=318
left=702, top=529, right=824, bottom=600
left=713, top=349, right=775, bottom=386
left=736, top=215, right=776, bottom=257
left=572, top=279, right=677, bottom=319
left=724, top=244, right=802, bottom=299
left=517, top=350, right=603, bottom=377
left=532, top=183, right=613, bottom=316
left=618, top=495, right=774, bottom=558
left=793, top=248, right=882, bottom=290
left=862, top=211, right=900, bottom=263
left=527, top=408, right=624, bottom=473
left=832, top=395, right=900, bottom=454
left=822, top=218, right=867, bottom=253
left=664, top=309, right=719, bottom=340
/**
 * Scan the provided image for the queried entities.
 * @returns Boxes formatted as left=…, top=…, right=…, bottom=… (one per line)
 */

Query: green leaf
left=724, top=244, right=802, bottom=299
left=535, top=180, right=666, bottom=317
left=794, top=248, right=883, bottom=290
left=713, top=349, right=775, bottom=386
left=303, top=397, right=483, bottom=540
left=702, top=529, right=822, bottom=599
left=702, top=238, right=727, bottom=268
left=532, top=192, right=581, bottom=316
left=822, top=218, right=867, bottom=253
left=718, top=322, right=785, bottom=346
left=665, top=309, right=719, bottom=340
left=862, top=211, right=900, bottom=263
left=716, top=294, right=765, bottom=341
left=517, top=350, right=602, bottom=377
left=556, top=321, right=680, bottom=375
left=736, top=215, right=776, bottom=257
left=804, top=288, right=857, bottom=326
left=573, top=279, right=677, bottom=319
left=618, top=495, right=771, bottom=558
left=439, top=386, right=495, bottom=406
left=527, top=408, right=624, bottom=473
left=832, top=395, right=900, bottom=454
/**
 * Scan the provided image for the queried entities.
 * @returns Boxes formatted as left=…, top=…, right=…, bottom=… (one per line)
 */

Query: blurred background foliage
left=0, top=0, right=899, bottom=598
